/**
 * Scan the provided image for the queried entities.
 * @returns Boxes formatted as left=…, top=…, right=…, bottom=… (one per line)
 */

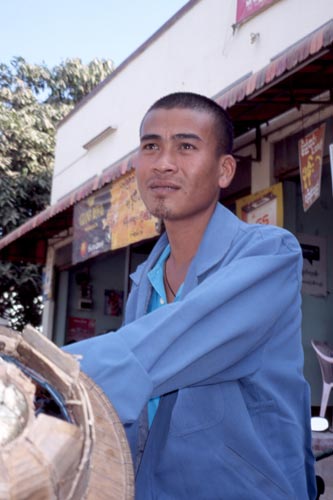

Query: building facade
left=1, top=0, right=333, bottom=406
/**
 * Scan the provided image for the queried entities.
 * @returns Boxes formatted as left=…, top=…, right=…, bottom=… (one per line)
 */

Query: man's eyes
left=142, top=143, right=159, bottom=150
left=140, top=142, right=196, bottom=151
left=180, top=143, right=196, bottom=150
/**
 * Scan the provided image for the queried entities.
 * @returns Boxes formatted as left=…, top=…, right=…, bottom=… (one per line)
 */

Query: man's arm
left=65, top=229, right=302, bottom=423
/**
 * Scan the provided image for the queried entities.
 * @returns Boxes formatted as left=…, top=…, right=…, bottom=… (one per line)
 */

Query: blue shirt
left=64, top=203, right=316, bottom=499
left=147, top=244, right=183, bottom=426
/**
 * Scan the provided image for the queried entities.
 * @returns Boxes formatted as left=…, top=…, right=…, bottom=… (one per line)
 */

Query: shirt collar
left=147, top=244, right=170, bottom=300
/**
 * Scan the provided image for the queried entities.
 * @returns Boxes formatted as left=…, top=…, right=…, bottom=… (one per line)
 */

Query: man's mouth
left=148, top=181, right=180, bottom=193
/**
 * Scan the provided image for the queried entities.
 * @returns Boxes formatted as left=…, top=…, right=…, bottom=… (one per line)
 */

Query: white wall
left=52, top=0, right=333, bottom=203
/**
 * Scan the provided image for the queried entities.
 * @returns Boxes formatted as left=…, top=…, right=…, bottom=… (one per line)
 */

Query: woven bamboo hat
left=0, top=325, right=134, bottom=500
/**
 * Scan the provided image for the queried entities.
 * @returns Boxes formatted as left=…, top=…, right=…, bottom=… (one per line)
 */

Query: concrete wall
left=52, top=0, right=333, bottom=203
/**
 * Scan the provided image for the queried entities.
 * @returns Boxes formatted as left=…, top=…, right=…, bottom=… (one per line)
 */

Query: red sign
left=298, top=124, right=325, bottom=212
left=66, top=317, right=96, bottom=343
left=236, top=0, right=278, bottom=24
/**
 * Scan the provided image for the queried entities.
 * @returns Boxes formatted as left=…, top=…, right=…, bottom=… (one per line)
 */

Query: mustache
left=146, top=177, right=183, bottom=189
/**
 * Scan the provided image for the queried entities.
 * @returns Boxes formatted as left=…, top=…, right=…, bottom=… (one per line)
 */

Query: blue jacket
left=65, top=203, right=316, bottom=499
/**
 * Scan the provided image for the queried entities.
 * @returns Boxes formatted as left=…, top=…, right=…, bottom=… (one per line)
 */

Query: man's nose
left=154, top=148, right=177, bottom=173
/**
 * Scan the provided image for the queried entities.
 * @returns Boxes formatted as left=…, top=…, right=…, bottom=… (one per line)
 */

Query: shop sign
left=236, top=0, right=279, bottom=24
left=298, top=124, right=325, bottom=212
left=72, top=185, right=112, bottom=264
left=73, top=170, right=159, bottom=264
left=108, top=170, right=159, bottom=251
left=297, top=234, right=327, bottom=297
left=66, top=317, right=96, bottom=343
left=236, top=182, right=283, bottom=226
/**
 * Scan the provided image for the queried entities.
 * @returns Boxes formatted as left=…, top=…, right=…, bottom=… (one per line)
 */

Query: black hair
left=141, top=92, right=234, bottom=155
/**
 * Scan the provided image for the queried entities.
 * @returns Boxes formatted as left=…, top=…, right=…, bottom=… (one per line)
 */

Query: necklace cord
left=164, top=262, right=176, bottom=297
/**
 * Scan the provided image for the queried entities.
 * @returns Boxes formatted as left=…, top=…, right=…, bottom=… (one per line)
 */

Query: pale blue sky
left=0, top=0, right=189, bottom=68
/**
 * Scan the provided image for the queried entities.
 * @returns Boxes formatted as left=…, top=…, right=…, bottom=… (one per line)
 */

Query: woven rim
left=80, top=372, right=134, bottom=500
left=0, top=325, right=134, bottom=500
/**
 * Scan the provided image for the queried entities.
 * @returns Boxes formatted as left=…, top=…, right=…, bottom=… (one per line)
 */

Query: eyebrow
left=140, top=134, right=161, bottom=142
left=140, top=133, right=203, bottom=142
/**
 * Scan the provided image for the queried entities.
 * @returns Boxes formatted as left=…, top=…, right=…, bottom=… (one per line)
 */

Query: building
left=1, top=0, right=333, bottom=407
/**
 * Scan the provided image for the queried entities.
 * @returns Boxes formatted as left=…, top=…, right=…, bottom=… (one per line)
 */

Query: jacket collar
left=130, top=203, right=241, bottom=286
left=193, top=203, right=240, bottom=277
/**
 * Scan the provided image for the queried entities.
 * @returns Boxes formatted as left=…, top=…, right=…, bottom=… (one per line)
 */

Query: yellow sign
left=107, top=170, right=159, bottom=250
left=73, top=171, right=159, bottom=264
left=236, top=183, right=283, bottom=227
left=298, top=124, right=325, bottom=212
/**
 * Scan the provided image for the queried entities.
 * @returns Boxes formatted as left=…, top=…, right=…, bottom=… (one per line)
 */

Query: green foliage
left=0, top=262, right=43, bottom=330
left=0, top=56, right=114, bottom=329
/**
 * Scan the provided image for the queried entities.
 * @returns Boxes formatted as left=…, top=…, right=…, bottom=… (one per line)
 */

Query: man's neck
left=162, top=206, right=216, bottom=301
left=164, top=205, right=216, bottom=265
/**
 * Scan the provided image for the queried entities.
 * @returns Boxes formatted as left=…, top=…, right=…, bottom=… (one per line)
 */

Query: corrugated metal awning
left=0, top=155, right=133, bottom=263
left=216, top=19, right=333, bottom=137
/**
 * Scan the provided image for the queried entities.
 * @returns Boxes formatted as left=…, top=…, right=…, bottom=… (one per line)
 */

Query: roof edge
left=215, top=18, right=333, bottom=110
left=58, top=0, right=200, bottom=128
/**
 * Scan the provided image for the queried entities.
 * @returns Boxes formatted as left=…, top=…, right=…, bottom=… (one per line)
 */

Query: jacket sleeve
left=64, top=228, right=302, bottom=423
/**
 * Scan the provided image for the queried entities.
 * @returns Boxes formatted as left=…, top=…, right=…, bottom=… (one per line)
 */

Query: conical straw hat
left=0, top=325, right=134, bottom=500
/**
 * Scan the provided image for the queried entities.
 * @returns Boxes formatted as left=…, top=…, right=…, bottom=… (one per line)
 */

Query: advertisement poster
left=66, top=317, right=96, bottom=343
left=42, top=248, right=54, bottom=301
left=297, top=234, right=327, bottom=297
left=72, top=185, right=112, bottom=264
left=298, top=124, right=325, bottom=212
left=104, top=289, right=124, bottom=316
left=73, top=170, right=159, bottom=264
left=107, top=170, right=159, bottom=251
left=236, top=0, right=279, bottom=24
left=236, top=182, right=283, bottom=226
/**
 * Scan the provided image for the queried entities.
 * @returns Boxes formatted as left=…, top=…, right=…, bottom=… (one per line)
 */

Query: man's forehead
left=140, top=106, right=214, bottom=135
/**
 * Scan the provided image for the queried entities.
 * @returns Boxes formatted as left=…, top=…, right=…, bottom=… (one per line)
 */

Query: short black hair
left=142, top=92, right=234, bottom=155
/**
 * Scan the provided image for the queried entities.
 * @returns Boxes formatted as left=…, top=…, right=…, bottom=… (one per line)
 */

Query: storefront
left=1, top=11, right=333, bottom=406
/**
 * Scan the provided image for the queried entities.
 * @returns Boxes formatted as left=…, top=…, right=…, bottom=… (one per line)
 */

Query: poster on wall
left=297, top=234, right=327, bottom=297
left=66, top=317, right=96, bottom=344
left=42, top=249, right=54, bottom=301
left=298, top=124, right=325, bottom=212
left=72, top=185, right=112, bottom=264
left=107, top=170, right=159, bottom=251
left=73, top=170, right=160, bottom=264
left=236, top=182, right=283, bottom=226
left=235, top=0, right=280, bottom=24
left=104, top=289, right=124, bottom=316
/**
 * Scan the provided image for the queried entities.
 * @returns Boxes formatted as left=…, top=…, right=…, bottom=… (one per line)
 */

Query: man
left=65, top=93, right=316, bottom=499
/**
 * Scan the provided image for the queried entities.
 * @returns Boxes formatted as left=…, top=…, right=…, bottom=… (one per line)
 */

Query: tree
left=0, top=57, right=114, bottom=330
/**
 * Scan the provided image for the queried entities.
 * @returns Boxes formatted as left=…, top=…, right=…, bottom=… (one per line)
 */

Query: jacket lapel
left=181, top=204, right=241, bottom=296
left=129, top=204, right=241, bottom=313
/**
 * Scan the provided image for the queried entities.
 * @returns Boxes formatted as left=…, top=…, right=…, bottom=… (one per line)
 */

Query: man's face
left=136, top=107, right=233, bottom=223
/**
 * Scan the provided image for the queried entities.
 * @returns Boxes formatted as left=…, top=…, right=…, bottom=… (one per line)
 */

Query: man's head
left=136, top=92, right=236, bottom=224
left=140, top=92, right=234, bottom=157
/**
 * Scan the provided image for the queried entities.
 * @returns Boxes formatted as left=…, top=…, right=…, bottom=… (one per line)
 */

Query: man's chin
left=148, top=202, right=173, bottom=221
left=151, top=209, right=172, bottom=220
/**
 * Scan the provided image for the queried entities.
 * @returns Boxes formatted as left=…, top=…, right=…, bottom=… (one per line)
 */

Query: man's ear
left=218, top=155, right=237, bottom=189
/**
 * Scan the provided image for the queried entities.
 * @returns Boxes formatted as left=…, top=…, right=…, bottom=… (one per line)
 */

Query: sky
left=0, top=0, right=189, bottom=68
